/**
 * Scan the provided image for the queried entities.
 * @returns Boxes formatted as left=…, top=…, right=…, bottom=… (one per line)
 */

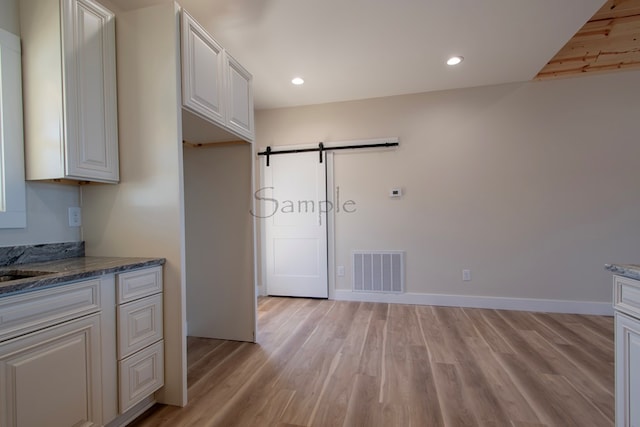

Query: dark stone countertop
left=605, top=264, right=640, bottom=281
left=0, top=256, right=165, bottom=297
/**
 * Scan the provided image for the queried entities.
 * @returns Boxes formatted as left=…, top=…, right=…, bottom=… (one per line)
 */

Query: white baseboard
left=106, top=396, right=155, bottom=427
left=332, top=290, right=614, bottom=316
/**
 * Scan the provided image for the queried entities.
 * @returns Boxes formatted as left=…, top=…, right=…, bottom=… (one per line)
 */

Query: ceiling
left=110, top=0, right=639, bottom=110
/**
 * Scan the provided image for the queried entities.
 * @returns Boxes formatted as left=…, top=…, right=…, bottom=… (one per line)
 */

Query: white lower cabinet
left=616, top=312, right=640, bottom=427
left=116, top=267, right=164, bottom=415
left=0, top=312, right=102, bottom=427
left=0, top=265, right=164, bottom=427
left=614, top=274, right=640, bottom=427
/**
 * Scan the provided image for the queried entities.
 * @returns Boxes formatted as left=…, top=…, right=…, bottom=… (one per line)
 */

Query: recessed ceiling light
left=291, top=77, right=304, bottom=85
left=446, top=56, right=464, bottom=66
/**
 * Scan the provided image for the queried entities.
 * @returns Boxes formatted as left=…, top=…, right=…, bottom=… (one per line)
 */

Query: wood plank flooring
left=130, top=297, right=614, bottom=427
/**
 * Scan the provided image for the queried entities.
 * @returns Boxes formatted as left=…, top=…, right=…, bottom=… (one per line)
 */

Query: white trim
left=258, top=154, right=267, bottom=296
left=105, top=396, right=155, bottom=427
left=325, top=136, right=398, bottom=150
left=326, top=151, right=336, bottom=300
left=333, top=290, right=614, bottom=316
left=250, top=127, right=258, bottom=341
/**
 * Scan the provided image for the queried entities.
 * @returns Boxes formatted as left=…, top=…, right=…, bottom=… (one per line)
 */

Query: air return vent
left=352, top=251, right=404, bottom=293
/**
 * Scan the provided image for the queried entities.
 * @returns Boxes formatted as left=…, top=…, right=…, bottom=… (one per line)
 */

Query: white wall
left=0, top=183, right=81, bottom=246
left=0, top=0, right=80, bottom=247
left=0, top=0, right=19, bottom=35
left=255, top=70, right=640, bottom=311
left=183, top=144, right=255, bottom=341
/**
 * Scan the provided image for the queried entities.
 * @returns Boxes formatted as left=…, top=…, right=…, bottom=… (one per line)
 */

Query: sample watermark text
left=251, top=186, right=356, bottom=219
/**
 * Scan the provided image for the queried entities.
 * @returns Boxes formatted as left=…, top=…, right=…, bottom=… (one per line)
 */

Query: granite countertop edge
left=0, top=256, right=165, bottom=298
left=605, top=263, right=640, bottom=281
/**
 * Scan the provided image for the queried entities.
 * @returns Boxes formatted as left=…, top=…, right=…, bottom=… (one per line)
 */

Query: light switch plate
left=389, top=188, right=403, bottom=198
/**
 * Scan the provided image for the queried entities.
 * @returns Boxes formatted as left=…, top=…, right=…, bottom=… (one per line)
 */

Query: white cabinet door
left=62, top=0, right=119, bottom=182
left=225, top=52, right=254, bottom=142
left=616, top=312, right=640, bottom=427
left=181, top=9, right=225, bottom=127
left=20, top=0, right=119, bottom=183
left=0, top=314, right=102, bottom=427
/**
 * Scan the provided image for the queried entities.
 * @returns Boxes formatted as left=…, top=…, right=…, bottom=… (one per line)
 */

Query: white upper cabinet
left=20, top=0, right=119, bottom=183
left=180, top=8, right=255, bottom=143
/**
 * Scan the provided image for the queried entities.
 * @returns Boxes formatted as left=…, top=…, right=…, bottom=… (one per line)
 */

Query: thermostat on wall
left=389, top=188, right=403, bottom=198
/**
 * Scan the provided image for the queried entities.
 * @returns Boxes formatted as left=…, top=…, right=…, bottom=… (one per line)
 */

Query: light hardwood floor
left=131, top=297, right=614, bottom=427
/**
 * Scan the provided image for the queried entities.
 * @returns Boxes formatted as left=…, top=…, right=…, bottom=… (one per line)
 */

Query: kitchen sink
left=0, top=270, right=54, bottom=283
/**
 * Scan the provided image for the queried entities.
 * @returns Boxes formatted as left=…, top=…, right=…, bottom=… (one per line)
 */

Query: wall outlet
left=68, top=207, right=82, bottom=227
left=337, top=265, right=345, bottom=277
left=462, top=269, right=471, bottom=281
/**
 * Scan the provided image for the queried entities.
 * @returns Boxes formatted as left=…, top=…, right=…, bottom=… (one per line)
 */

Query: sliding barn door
left=261, top=152, right=328, bottom=298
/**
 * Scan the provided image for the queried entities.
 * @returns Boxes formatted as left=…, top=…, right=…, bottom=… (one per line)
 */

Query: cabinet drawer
left=117, top=294, right=163, bottom=359
left=117, top=266, right=162, bottom=303
left=0, top=278, right=101, bottom=342
left=614, top=275, right=640, bottom=319
left=119, top=340, right=164, bottom=413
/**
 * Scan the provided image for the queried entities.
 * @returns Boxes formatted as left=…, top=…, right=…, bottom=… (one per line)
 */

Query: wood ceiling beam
left=591, top=0, right=640, bottom=20
left=535, top=0, right=640, bottom=80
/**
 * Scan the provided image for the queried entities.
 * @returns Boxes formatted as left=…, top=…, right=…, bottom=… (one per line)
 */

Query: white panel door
left=262, top=152, right=328, bottom=298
